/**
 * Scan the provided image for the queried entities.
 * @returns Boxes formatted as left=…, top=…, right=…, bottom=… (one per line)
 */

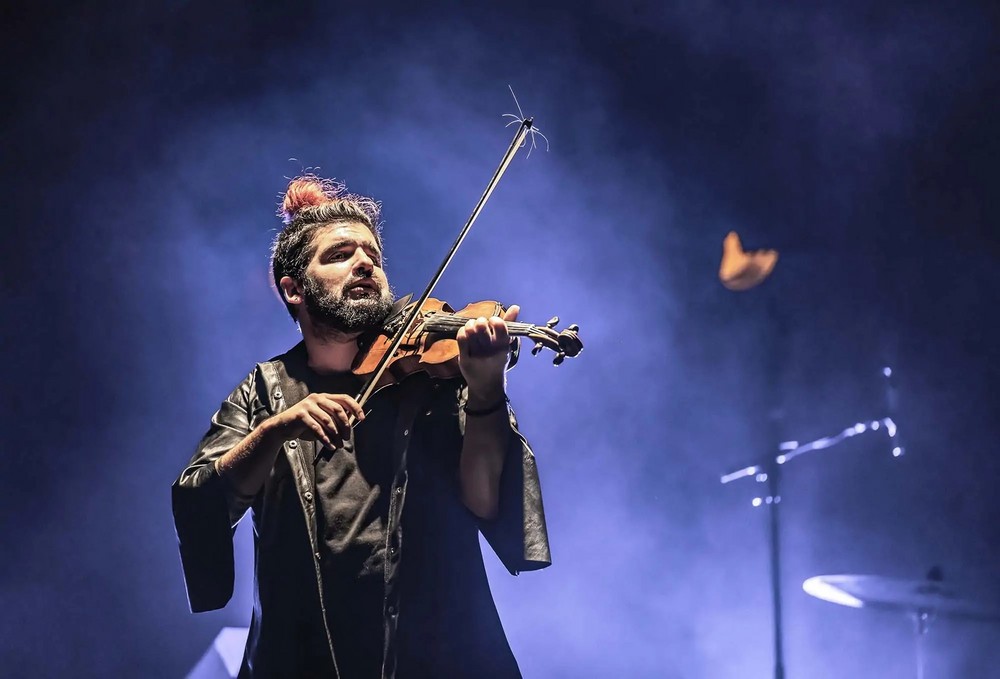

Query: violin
left=353, top=298, right=583, bottom=391
left=351, top=117, right=580, bottom=410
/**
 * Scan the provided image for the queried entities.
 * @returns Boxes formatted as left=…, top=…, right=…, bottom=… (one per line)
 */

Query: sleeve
left=460, top=389, right=552, bottom=575
left=171, top=371, right=262, bottom=612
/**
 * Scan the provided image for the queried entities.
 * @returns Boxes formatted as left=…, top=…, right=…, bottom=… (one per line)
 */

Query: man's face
left=297, top=222, right=393, bottom=334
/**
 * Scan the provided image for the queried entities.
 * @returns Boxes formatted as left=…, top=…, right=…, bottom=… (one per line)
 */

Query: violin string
left=422, top=315, right=538, bottom=335
left=426, top=317, right=535, bottom=331
left=422, top=318, right=536, bottom=333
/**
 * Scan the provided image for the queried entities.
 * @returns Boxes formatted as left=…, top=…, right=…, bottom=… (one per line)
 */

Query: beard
left=302, top=272, right=394, bottom=335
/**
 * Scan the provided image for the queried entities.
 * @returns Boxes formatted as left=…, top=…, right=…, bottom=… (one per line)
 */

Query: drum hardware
left=803, top=569, right=1000, bottom=679
left=719, top=367, right=903, bottom=679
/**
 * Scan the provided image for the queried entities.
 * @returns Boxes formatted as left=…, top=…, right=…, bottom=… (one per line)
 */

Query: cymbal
left=803, top=574, right=1000, bottom=622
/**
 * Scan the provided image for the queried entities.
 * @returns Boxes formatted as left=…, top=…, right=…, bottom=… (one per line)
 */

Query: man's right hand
left=216, top=393, right=365, bottom=496
left=265, top=393, right=365, bottom=450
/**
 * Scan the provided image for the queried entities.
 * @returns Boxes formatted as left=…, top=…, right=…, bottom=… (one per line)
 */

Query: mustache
left=342, top=272, right=381, bottom=293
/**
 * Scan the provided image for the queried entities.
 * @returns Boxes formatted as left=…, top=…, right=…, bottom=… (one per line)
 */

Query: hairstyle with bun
left=271, top=174, right=383, bottom=320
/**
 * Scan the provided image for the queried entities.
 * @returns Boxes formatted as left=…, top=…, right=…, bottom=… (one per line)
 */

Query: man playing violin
left=172, top=176, right=550, bottom=678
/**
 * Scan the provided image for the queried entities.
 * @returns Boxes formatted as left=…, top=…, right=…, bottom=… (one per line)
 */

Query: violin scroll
left=526, top=318, right=583, bottom=365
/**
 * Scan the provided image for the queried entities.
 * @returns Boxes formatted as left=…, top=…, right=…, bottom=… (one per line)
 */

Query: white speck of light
left=871, top=421, right=880, bottom=430
left=853, top=423, right=866, bottom=434
left=776, top=455, right=787, bottom=465
left=752, top=497, right=763, bottom=507
left=883, top=367, right=893, bottom=378
left=892, top=447, right=903, bottom=457
left=885, top=418, right=897, bottom=437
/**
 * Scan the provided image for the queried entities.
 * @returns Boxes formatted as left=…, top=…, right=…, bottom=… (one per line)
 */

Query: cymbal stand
left=912, top=567, right=942, bottom=679
left=913, top=609, right=934, bottom=679
left=719, top=368, right=903, bottom=679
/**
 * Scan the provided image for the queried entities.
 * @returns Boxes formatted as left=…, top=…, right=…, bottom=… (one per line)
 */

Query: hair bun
left=280, top=176, right=344, bottom=224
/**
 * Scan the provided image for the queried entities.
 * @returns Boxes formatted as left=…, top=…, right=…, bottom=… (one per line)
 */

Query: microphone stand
left=764, top=450, right=786, bottom=679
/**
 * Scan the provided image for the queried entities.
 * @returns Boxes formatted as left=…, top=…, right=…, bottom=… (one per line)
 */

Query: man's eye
left=330, top=252, right=348, bottom=261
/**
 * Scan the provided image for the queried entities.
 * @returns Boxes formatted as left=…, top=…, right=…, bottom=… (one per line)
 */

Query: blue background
left=2, top=1, right=998, bottom=676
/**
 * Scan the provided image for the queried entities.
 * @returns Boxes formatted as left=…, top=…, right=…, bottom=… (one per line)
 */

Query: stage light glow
left=803, top=577, right=864, bottom=608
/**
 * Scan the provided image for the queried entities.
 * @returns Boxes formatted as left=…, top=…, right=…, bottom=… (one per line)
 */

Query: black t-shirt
left=309, top=370, right=397, bottom=677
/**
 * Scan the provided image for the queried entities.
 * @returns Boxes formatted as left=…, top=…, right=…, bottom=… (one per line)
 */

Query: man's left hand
left=456, top=305, right=519, bottom=402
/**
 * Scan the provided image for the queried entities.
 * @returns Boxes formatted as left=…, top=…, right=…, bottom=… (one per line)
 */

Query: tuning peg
left=531, top=341, right=544, bottom=356
left=567, top=324, right=579, bottom=332
left=546, top=316, right=559, bottom=329
left=552, top=352, right=565, bottom=366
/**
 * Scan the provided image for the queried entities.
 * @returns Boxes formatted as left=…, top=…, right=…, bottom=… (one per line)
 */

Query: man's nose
left=353, top=251, right=374, bottom=276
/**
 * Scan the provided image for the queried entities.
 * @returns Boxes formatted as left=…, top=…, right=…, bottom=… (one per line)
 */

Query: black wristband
left=463, top=395, right=508, bottom=417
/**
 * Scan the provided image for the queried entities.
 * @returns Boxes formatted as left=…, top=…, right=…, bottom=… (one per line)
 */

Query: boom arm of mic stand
left=720, top=416, right=902, bottom=487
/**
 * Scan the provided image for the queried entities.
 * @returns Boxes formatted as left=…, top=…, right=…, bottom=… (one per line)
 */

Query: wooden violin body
left=353, top=298, right=582, bottom=391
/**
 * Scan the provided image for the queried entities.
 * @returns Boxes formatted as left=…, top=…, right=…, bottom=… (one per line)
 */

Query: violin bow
left=353, top=118, right=536, bottom=410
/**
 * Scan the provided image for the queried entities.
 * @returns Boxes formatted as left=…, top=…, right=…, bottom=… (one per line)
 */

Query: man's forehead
left=315, top=222, right=379, bottom=249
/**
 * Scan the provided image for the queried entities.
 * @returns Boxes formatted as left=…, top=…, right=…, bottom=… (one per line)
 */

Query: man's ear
left=279, top=276, right=304, bottom=306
